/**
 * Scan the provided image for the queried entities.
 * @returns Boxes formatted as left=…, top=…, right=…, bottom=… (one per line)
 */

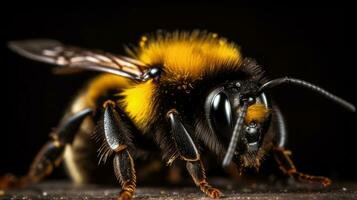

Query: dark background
left=1, top=5, right=355, bottom=182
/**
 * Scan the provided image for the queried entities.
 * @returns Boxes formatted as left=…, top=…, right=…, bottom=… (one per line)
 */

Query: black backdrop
left=1, top=5, right=355, bottom=181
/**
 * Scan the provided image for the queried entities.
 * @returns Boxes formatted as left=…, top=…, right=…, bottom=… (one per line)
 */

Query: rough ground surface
left=1, top=180, right=356, bottom=200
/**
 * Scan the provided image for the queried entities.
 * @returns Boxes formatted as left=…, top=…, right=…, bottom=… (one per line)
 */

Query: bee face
left=205, top=80, right=271, bottom=161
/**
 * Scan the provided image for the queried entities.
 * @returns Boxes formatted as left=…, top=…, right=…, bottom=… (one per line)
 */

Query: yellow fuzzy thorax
left=120, top=31, right=244, bottom=130
left=136, top=31, right=242, bottom=82
left=86, top=31, right=245, bottom=132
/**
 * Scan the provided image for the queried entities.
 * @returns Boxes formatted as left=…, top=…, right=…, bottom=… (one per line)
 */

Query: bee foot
left=292, top=172, right=332, bottom=187
left=199, top=182, right=221, bottom=199
left=119, top=190, right=133, bottom=200
left=322, top=178, right=332, bottom=187
left=207, top=187, right=221, bottom=199
left=0, top=174, right=17, bottom=190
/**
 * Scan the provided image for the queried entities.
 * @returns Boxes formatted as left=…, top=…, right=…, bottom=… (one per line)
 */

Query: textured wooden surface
left=1, top=180, right=356, bottom=200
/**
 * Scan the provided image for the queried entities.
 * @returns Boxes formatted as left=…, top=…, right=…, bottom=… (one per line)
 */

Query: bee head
left=205, top=80, right=271, bottom=167
left=205, top=76, right=355, bottom=168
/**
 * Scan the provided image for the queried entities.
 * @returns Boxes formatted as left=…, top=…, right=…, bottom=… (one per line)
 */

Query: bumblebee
left=1, top=31, right=355, bottom=199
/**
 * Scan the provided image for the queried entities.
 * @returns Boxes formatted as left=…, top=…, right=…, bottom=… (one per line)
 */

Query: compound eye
left=210, top=92, right=233, bottom=140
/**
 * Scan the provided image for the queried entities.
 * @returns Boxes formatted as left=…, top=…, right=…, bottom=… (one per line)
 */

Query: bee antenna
left=258, top=77, right=356, bottom=112
left=222, top=101, right=248, bottom=168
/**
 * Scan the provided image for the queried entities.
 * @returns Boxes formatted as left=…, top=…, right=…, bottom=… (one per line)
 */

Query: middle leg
left=102, top=100, right=136, bottom=200
left=167, top=109, right=221, bottom=198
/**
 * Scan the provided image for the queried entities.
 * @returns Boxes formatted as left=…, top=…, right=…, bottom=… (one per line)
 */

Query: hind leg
left=0, top=108, right=93, bottom=189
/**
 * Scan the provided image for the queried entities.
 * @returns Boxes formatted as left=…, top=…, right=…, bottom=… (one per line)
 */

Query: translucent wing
left=8, top=39, right=150, bottom=81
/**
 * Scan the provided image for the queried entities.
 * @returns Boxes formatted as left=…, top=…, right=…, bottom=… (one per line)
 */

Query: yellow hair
left=136, top=31, right=242, bottom=82
left=85, top=74, right=132, bottom=108
left=119, top=80, right=156, bottom=130
left=245, top=103, right=270, bottom=123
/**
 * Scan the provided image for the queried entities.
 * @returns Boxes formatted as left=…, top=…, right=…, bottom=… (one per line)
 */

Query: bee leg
left=0, top=108, right=93, bottom=189
left=186, top=160, right=222, bottom=198
left=113, top=151, right=136, bottom=200
left=166, top=109, right=221, bottom=199
left=272, top=107, right=331, bottom=187
left=273, top=147, right=332, bottom=187
left=103, top=101, right=136, bottom=200
left=166, top=109, right=199, bottom=161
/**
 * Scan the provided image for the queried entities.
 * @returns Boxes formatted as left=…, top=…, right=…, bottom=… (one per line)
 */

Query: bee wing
left=8, top=39, right=149, bottom=81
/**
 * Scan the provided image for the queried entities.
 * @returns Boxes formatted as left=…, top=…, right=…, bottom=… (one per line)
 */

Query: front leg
left=103, top=101, right=136, bottom=200
left=186, top=160, right=221, bottom=198
left=272, top=107, right=331, bottom=186
left=273, top=147, right=331, bottom=186
left=167, top=109, right=221, bottom=198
